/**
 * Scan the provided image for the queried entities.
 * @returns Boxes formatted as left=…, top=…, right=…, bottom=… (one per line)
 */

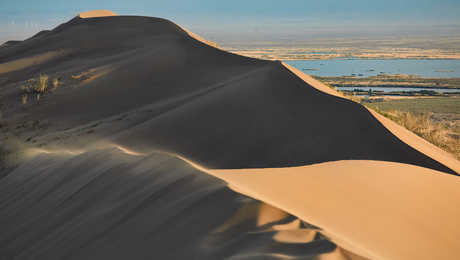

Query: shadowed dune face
left=111, top=62, right=456, bottom=173
left=0, top=149, right=345, bottom=260
left=0, top=15, right=456, bottom=174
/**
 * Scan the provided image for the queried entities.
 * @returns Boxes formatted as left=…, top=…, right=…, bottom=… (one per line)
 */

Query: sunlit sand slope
left=211, top=161, right=460, bottom=260
left=78, top=10, right=117, bottom=18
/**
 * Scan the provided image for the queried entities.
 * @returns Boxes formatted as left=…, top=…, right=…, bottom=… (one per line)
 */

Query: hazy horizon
left=1, top=0, right=460, bottom=45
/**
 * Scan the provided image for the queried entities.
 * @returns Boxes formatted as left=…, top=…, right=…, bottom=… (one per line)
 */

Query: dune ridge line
left=174, top=24, right=459, bottom=173
left=280, top=62, right=460, bottom=173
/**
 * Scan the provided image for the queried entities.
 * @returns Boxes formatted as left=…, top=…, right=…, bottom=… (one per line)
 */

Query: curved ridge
left=206, top=160, right=460, bottom=260
left=281, top=62, right=460, bottom=173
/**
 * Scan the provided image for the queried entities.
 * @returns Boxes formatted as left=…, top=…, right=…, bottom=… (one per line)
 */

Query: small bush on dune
left=19, top=74, right=60, bottom=104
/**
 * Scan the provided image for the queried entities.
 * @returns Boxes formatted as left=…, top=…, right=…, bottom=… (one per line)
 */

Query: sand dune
left=0, top=11, right=459, bottom=260
left=282, top=63, right=460, bottom=173
left=0, top=14, right=455, bottom=173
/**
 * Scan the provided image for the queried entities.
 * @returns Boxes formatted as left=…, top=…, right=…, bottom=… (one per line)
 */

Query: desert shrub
left=19, top=74, right=59, bottom=104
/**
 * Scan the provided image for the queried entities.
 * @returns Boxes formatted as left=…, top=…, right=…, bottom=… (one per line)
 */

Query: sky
left=1, top=0, right=460, bottom=44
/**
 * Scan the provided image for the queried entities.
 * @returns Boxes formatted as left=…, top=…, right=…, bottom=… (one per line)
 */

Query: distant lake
left=285, top=59, right=460, bottom=78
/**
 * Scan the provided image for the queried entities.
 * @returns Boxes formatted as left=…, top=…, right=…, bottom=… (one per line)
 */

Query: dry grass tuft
left=36, top=74, right=48, bottom=93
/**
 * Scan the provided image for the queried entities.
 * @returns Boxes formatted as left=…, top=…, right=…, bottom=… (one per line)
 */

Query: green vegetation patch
left=366, top=98, right=460, bottom=114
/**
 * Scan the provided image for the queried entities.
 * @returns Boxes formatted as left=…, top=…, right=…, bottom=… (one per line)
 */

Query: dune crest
left=179, top=26, right=219, bottom=48
left=282, top=62, right=344, bottom=98
left=78, top=10, right=117, bottom=18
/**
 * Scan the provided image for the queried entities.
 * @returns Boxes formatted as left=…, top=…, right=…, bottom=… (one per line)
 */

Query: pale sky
left=1, top=0, right=459, bottom=44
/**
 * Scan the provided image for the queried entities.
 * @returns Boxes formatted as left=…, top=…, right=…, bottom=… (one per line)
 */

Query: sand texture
left=211, top=161, right=460, bottom=260
left=0, top=148, right=351, bottom=260
left=0, top=11, right=459, bottom=260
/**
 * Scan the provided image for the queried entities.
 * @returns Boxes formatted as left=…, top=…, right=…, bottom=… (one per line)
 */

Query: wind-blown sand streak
left=0, top=50, right=68, bottom=74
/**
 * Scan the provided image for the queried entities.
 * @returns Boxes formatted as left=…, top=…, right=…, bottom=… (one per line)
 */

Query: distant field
left=365, top=97, right=460, bottom=159
left=366, top=97, right=460, bottom=114
left=316, top=75, right=460, bottom=89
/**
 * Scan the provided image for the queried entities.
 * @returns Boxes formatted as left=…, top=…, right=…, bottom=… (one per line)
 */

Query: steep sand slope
left=0, top=15, right=456, bottom=174
left=210, top=161, right=460, bottom=260
left=283, top=63, right=460, bottom=173
left=367, top=109, right=460, bottom=173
